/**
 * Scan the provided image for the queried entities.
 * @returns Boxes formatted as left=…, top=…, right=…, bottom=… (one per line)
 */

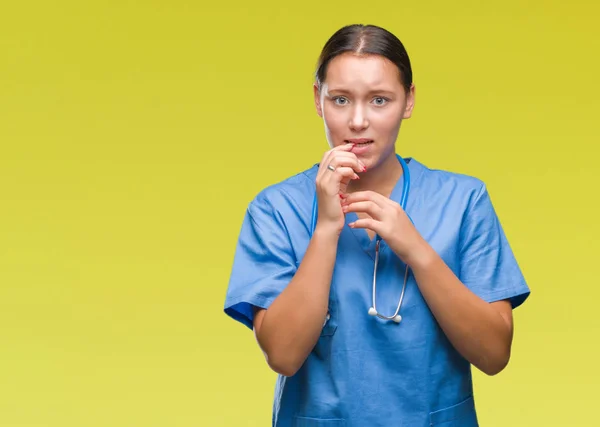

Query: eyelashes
left=330, top=96, right=391, bottom=106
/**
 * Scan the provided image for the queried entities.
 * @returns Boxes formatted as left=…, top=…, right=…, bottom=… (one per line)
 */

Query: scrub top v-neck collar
left=343, top=157, right=424, bottom=260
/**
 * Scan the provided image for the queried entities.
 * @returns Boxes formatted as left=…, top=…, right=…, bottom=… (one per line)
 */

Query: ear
left=403, top=83, right=416, bottom=119
left=313, top=83, right=323, bottom=118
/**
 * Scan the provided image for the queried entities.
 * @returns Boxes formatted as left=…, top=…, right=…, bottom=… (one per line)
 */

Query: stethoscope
left=310, top=154, right=411, bottom=324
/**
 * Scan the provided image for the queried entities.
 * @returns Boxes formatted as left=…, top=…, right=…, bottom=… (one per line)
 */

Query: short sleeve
left=459, top=183, right=530, bottom=309
left=223, top=198, right=298, bottom=330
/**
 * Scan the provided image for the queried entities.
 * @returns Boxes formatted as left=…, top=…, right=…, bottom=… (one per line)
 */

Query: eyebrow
left=327, top=88, right=396, bottom=96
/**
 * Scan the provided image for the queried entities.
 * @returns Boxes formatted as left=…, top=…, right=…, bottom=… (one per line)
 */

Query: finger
left=318, top=165, right=360, bottom=195
left=325, top=166, right=361, bottom=184
left=331, top=142, right=356, bottom=152
left=345, top=189, right=403, bottom=209
left=348, top=217, right=380, bottom=232
left=324, top=150, right=365, bottom=173
left=342, top=201, right=383, bottom=219
left=324, top=143, right=355, bottom=164
left=317, top=144, right=355, bottom=179
left=328, top=156, right=366, bottom=174
left=328, top=151, right=361, bottom=162
left=342, top=190, right=387, bottom=208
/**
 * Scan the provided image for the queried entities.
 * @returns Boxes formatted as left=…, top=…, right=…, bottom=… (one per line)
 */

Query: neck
left=348, top=152, right=404, bottom=197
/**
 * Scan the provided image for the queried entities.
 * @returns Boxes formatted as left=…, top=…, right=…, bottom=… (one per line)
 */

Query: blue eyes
left=331, top=96, right=389, bottom=106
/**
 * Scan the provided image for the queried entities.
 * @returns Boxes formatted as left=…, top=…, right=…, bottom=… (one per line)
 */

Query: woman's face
left=314, top=52, right=415, bottom=169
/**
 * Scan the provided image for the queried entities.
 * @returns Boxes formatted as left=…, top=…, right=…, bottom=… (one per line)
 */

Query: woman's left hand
left=341, top=191, right=430, bottom=266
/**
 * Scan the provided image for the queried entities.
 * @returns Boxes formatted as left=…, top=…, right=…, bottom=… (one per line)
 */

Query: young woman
left=224, top=23, right=530, bottom=427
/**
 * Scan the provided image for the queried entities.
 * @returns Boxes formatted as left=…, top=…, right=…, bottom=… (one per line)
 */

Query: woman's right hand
left=314, top=143, right=365, bottom=234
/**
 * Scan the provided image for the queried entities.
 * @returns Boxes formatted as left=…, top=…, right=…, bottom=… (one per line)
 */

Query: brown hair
left=315, top=24, right=413, bottom=94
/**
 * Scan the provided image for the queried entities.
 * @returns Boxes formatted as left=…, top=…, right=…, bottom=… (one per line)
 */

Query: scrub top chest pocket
left=429, top=396, right=479, bottom=426
left=292, top=416, right=346, bottom=426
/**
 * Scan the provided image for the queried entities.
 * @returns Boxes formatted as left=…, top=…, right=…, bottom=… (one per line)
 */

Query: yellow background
left=1, top=1, right=598, bottom=426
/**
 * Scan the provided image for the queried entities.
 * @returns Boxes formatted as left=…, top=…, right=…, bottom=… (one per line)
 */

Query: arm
left=342, top=184, right=527, bottom=376
left=253, top=143, right=364, bottom=377
left=253, top=224, right=339, bottom=377
left=404, top=243, right=513, bottom=376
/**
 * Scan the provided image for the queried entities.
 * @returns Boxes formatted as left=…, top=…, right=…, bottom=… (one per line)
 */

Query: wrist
left=404, top=239, right=438, bottom=270
left=314, top=222, right=342, bottom=241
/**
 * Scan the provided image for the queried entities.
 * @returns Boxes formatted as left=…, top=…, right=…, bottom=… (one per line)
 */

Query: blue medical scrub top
left=224, top=157, right=530, bottom=427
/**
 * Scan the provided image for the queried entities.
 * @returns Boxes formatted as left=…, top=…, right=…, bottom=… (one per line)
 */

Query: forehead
left=324, top=53, right=401, bottom=90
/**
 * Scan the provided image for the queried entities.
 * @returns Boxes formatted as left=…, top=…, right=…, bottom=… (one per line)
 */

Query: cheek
left=323, top=108, right=347, bottom=135
left=373, top=108, right=403, bottom=133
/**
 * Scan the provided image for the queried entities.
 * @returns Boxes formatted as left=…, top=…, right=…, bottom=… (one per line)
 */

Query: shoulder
left=414, top=158, right=485, bottom=193
left=247, top=163, right=319, bottom=220
left=410, top=158, right=488, bottom=208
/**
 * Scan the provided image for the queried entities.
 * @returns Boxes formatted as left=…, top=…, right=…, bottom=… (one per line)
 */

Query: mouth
left=345, top=139, right=374, bottom=148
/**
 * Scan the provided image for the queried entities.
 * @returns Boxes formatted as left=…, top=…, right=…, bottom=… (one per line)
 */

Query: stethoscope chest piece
left=368, top=306, right=403, bottom=323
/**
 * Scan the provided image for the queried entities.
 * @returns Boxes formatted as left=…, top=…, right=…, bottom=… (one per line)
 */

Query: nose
left=349, top=105, right=369, bottom=131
